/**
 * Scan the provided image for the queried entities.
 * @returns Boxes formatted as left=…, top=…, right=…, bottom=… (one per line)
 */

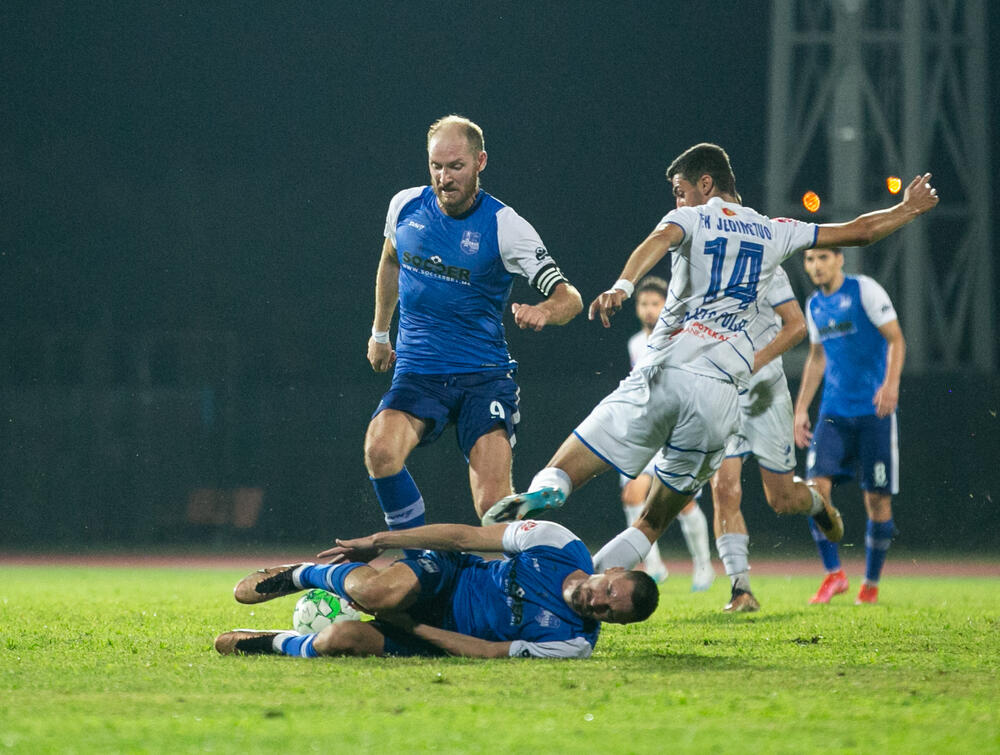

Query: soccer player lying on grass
left=215, top=520, right=658, bottom=659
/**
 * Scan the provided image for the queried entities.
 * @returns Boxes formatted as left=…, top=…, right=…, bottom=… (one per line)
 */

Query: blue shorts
left=806, top=413, right=899, bottom=494
left=377, top=550, right=484, bottom=657
left=373, top=371, right=520, bottom=458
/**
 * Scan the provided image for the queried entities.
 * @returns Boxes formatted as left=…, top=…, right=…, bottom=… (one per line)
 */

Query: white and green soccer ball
left=292, top=589, right=361, bottom=634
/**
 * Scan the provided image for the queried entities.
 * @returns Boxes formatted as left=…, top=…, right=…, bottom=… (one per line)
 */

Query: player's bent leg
left=312, top=620, right=387, bottom=657
left=759, top=468, right=811, bottom=515
left=622, top=475, right=668, bottom=583
left=481, top=435, right=609, bottom=525
left=343, top=562, right=422, bottom=614
left=468, top=426, right=514, bottom=518
left=594, top=479, right=693, bottom=572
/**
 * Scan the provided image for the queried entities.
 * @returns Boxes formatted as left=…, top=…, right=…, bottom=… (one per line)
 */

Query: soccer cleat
left=234, top=563, right=310, bottom=604
left=691, top=561, right=716, bottom=593
left=724, top=587, right=760, bottom=613
left=214, top=629, right=283, bottom=655
left=855, top=583, right=879, bottom=605
left=481, top=487, right=566, bottom=526
left=809, top=569, right=849, bottom=604
left=807, top=481, right=844, bottom=543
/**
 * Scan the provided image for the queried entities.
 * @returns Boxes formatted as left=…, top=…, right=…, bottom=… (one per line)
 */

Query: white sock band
left=593, top=527, right=651, bottom=571
left=529, top=467, right=573, bottom=499
left=715, top=534, right=750, bottom=578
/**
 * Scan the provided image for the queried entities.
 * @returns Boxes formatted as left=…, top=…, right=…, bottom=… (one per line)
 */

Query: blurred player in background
left=482, top=144, right=937, bottom=581
left=794, top=247, right=905, bottom=605
left=709, top=265, right=810, bottom=613
left=622, top=275, right=713, bottom=589
left=365, top=115, right=582, bottom=537
left=216, top=519, right=657, bottom=659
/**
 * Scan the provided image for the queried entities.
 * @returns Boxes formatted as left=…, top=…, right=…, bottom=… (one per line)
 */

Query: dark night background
left=1, top=2, right=996, bottom=554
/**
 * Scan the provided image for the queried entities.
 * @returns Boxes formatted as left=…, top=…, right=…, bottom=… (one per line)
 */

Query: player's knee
left=711, top=479, right=742, bottom=512
left=313, top=621, right=367, bottom=656
left=346, top=580, right=396, bottom=613
left=363, top=436, right=404, bottom=477
left=767, top=488, right=800, bottom=515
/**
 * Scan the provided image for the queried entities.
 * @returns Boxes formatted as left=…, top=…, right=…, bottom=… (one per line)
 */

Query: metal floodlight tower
left=766, top=0, right=993, bottom=371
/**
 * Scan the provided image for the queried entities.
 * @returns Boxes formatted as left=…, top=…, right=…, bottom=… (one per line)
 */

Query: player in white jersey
left=709, top=265, right=810, bottom=612
left=483, top=144, right=938, bottom=578
left=620, top=275, right=714, bottom=589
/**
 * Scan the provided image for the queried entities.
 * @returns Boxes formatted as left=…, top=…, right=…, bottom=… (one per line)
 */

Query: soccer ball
left=292, top=589, right=360, bottom=634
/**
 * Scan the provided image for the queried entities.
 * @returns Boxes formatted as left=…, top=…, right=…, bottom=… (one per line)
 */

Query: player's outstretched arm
left=368, top=238, right=399, bottom=372
left=318, top=522, right=510, bottom=561
left=588, top=224, right=683, bottom=327
left=814, top=173, right=938, bottom=249
left=511, top=281, right=583, bottom=331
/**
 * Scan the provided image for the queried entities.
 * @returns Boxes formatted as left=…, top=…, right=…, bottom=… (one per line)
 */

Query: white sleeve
left=654, top=206, right=697, bottom=254
left=767, top=266, right=796, bottom=307
left=771, top=217, right=819, bottom=262
left=508, top=637, right=594, bottom=659
left=502, top=520, right=579, bottom=555
left=496, top=206, right=568, bottom=297
left=857, top=275, right=898, bottom=328
left=805, top=296, right=820, bottom=343
left=383, top=187, right=425, bottom=246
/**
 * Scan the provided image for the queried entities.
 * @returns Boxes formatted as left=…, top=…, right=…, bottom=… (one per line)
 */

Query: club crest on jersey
left=722, top=207, right=737, bottom=217
left=460, top=230, right=481, bottom=255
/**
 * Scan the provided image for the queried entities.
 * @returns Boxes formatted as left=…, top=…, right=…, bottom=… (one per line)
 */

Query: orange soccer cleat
left=808, top=569, right=849, bottom=604
left=855, top=583, right=879, bottom=605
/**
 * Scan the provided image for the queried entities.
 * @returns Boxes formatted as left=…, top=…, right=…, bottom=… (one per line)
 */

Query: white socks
left=716, top=533, right=751, bottom=591
left=678, top=505, right=712, bottom=569
left=528, top=467, right=573, bottom=499
left=623, top=505, right=667, bottom=579
left=593, top=527, right=651, bottom=571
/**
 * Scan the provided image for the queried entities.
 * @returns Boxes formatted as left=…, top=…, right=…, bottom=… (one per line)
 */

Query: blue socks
left=809, top=517, right=842, bottom=572
left=278, top=633, right=319, bottom=658
left=371, top=467, right=426, bottom=558
left=297, top=562, right=366, bottom=600
left=864, top=519, right=894, bottom=584
left=371, top=467, right=426, bottom=529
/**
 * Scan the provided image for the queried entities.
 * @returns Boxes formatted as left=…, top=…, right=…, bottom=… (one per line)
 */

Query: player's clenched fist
left=368, top=338, right=396, bottom=372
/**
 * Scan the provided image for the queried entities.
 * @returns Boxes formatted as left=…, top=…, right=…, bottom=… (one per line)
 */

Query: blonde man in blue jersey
left=366, top=116, right=582, bottom=537
left=794, top=247, right=905, bottom=605
left=483, top=144, right=938, bottom=580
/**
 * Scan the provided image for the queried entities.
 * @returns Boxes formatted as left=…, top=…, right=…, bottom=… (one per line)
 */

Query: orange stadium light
left=802, top=191, right=821, bottom=213
left=886, top=176, right=902, bottom=194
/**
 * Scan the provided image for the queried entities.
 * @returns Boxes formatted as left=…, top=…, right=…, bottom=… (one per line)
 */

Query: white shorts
left=724, top=374, right=795, bottom=473
left=576, top=365, right=738, bottom=495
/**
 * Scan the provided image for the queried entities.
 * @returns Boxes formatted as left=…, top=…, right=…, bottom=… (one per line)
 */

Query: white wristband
left=371, top=328, right=390, bottom=344
left=611, top=279, right=634, bottom=298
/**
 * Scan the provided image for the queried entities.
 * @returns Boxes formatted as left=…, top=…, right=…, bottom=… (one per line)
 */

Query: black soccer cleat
left=214, top=630, right=283, bottom=655
left=233, top=563, right=310, bottom=604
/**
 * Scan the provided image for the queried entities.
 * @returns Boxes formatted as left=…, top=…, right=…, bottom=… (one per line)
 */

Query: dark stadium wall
left=1, top=372, right=997, bottom=553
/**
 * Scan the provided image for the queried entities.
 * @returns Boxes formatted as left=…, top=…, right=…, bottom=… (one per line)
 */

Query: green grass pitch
left=2, top=566, right=997, bottom=753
